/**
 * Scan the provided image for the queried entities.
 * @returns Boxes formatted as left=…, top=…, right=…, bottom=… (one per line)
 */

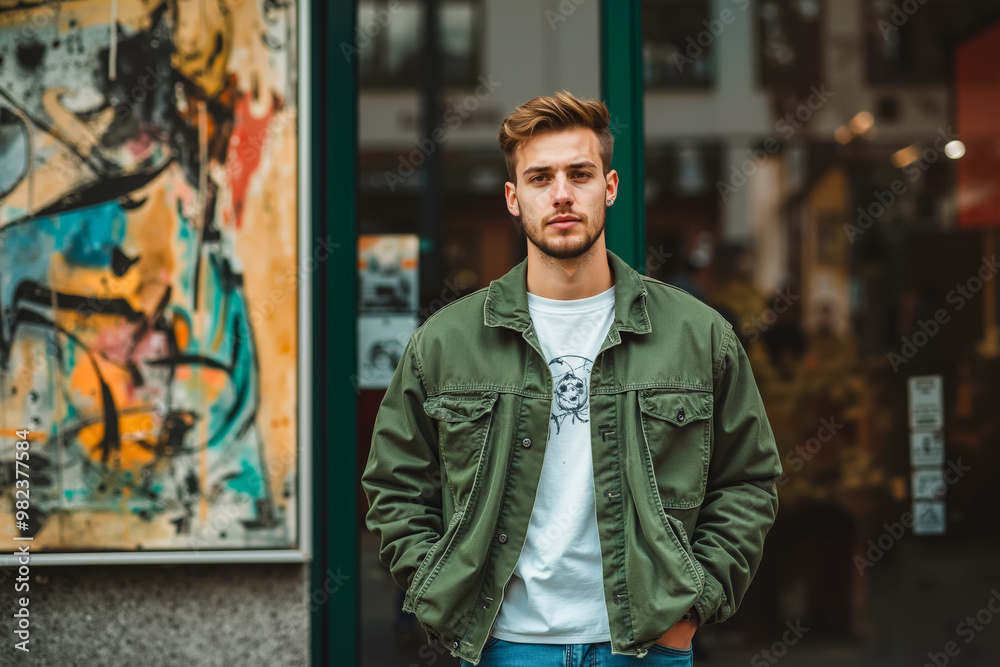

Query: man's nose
left=551, top=175, right=574, bottom=207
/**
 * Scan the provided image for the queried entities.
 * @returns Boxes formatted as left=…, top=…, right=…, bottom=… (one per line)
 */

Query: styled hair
left=498, top=90, right=613, bottom=182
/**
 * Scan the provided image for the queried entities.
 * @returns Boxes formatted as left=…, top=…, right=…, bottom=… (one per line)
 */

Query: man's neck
left=525, top=244, right=615, bottom=300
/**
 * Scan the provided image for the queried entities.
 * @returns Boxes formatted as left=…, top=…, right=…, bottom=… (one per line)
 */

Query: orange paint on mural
left=173, top=313, right=191, bottom=350
left=226, top=93, right=279, bottom=229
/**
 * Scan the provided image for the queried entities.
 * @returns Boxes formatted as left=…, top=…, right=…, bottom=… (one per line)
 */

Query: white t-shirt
left=491, top=283, right=616, bottom=644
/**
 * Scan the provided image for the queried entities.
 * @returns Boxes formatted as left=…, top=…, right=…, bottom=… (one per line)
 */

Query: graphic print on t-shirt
left=549, top=355, right=593, bottom=435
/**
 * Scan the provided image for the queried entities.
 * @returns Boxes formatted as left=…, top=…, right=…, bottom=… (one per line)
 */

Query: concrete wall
left=2, top=563, right=309, bottom=665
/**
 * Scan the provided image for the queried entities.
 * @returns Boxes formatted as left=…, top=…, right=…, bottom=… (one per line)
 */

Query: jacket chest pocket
left=638, top=389, right=713, bottom=509
left=422, top=391, right=499, bottom=509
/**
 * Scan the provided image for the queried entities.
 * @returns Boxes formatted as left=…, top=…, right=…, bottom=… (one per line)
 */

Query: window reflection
left=864, top=0, right=953, bottom=84
left=357, top=0, right=482, bottom=88
left=642, top=0, right=714, bottom=88
left=756, top=0, right=824, bottom=88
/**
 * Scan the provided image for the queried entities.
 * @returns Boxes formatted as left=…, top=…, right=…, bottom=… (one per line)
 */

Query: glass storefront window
left=643, top=0, right=1000, bottom=662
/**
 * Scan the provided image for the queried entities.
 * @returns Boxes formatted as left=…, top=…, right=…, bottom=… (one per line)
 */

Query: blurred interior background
left=355, top=1, right=1000, bottom=666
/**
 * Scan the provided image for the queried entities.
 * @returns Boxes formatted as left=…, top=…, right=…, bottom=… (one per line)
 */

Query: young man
left=362, top=91, right=782, bottom=666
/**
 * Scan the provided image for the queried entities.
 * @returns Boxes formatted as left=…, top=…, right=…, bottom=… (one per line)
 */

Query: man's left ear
left=604, top=169, right=619, bottom=205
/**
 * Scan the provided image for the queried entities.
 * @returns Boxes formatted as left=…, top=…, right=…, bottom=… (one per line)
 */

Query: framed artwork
left=0, top=0, right=311, bottom=564
left=357, top=314, right=418, bottom=390
left=358, top=234, right=419, bottom=313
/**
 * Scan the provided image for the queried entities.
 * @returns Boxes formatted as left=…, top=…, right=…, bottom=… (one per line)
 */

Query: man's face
left=505, top=127, right=618, bottom=260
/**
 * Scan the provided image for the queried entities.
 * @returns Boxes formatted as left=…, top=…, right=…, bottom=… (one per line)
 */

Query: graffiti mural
left=0, top=0, right=300, bottom=553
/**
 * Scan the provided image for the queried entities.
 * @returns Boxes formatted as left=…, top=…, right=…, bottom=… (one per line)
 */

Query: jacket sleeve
left=361, top=330, right=444, bottom=594
left=691, top=325, right=781, bottom=626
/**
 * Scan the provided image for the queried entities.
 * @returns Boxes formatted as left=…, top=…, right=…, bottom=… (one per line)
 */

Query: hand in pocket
left=656, top=614, right=697, bottom=650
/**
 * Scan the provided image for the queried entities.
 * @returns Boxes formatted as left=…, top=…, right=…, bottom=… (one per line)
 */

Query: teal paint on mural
left=61, top=203, right=128, bottom=266
left=227, top=459, right=263, bottom=498
left=175, top=201, right=196, bottom=296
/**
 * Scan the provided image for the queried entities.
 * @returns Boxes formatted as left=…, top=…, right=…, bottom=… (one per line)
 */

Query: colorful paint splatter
left=0, top=0, right=299, bottom=552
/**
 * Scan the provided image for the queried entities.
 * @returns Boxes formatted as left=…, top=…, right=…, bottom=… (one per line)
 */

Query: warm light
left=892, top=145, right=920, bottom=168
left=834, top=126, right=853, bottom=144
left=849, top=111, right=875, bottom=135
left=944, top=140, right=966, bottom=159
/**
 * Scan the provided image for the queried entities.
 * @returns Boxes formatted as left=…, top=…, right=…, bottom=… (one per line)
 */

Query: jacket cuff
left=693, top=568, right=730, bottom=626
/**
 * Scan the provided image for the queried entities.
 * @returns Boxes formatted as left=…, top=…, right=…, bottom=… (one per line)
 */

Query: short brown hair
left=498, top=90, right=613, bottom=182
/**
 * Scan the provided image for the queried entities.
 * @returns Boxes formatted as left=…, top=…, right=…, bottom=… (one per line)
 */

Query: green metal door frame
left=311, top=1, right=358, bottom=666
left=601, top=0, right=646, bottom=272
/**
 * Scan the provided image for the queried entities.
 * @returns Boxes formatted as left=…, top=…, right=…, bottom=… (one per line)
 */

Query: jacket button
left=498, top=533, right=508, bottom=543
left=521, top=438, right=531, bottom=448
left=676, top=407, right=685, bottom=422
left=452, top=640, right=460, bottom=648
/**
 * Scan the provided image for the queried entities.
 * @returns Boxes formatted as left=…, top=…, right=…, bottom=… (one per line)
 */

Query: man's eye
left=530, top=175, right=548, bottom=182
left=573, top=172, right=590, bottom=179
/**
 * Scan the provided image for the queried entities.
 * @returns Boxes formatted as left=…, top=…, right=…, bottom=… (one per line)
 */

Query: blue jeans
left=460, top=637, right=694, bottom=666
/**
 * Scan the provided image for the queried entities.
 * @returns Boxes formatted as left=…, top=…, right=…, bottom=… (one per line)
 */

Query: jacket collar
left=483, top=248, right=652, bottom=335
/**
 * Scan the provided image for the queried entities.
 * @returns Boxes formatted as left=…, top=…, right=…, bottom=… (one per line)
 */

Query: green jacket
left=362, top=249, right=781, bottom=665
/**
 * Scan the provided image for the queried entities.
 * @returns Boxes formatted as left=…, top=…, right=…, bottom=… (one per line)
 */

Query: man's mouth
left=548, top=215, right=581, bottom=230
